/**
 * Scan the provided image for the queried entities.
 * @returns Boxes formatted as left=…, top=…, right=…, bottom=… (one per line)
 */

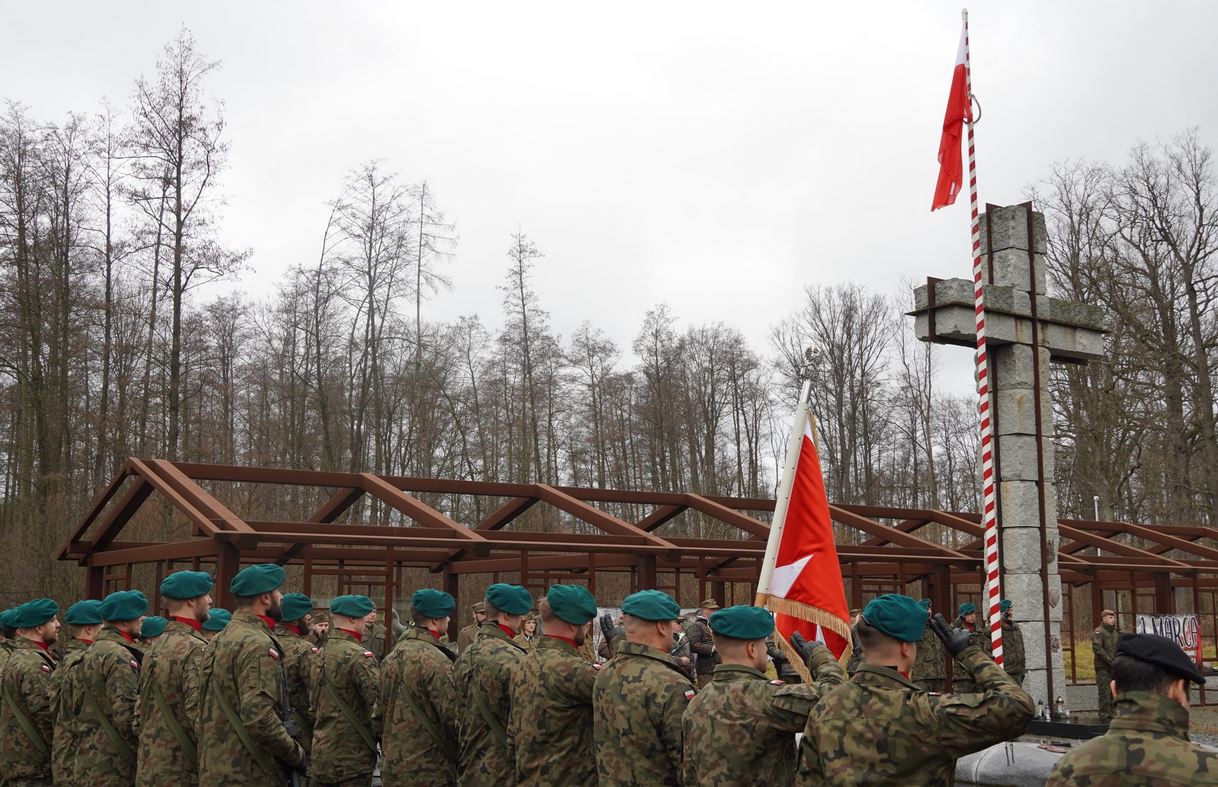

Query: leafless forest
left=2, top=31, right=1216, bottom=601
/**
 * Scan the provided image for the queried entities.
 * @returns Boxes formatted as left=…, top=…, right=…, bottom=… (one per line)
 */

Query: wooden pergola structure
left=59, top=460, right=1218, bottom=658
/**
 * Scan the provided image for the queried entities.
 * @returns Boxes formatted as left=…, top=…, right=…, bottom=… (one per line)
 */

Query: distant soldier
left=912, top=600, right=946, bottom=693
left=593, top=589, right=696, bottom=786
left=509, top=584, right=601, bottom=786
left=950, top=601, right=987, bottom=692
left=0, top=599, right=61, bottom=783
left=310, top=594, right=382, bottom=786
left=799, top=594, right=1035, bottom=785
left=0, top=607, right=18, bottom=670
left=683, top=606, right=846, bottom=786
left=1092, top=608, right=1120, bottom=722
left=365, top=608, right=388, bottom=661
left=1048, top=633, right=1217, bottom=785
left=140, top=616, right=168, bottom=645
left=688, top=598, right=721, bottom=688
left=52, top=599, right=103, bottom=785
left=1000, top=599, right=1026, bottom=686
left=201, top=608, right=231, bottom=641
left=135, top=570, right=213, bottom=787
left=846, top=608, right=863, bottom=674
left=275, top=592, right=317, bottom=755
left=380, top=589, right=460, bottom=786
left=456, top=601, right=487, bottom=655
left=453, top=583, right=532, bottom=785
left=513, top=612, right=540, bottom=652
left=75, top=589, right=148, bottom=786
left=197, top=564, right=307, bottom=785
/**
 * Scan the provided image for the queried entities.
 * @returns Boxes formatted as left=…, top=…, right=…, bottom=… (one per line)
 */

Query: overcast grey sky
left=5, top=1, right=1217, bottom=392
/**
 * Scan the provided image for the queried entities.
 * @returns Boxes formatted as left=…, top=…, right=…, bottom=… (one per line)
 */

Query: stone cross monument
left=908, top=202, right=1106, bottom=706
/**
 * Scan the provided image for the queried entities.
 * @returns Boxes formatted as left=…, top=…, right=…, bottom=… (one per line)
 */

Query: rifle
left=276, top=645, right=302, bottom=787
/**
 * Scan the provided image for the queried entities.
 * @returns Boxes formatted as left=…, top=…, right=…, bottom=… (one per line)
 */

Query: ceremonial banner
left=931, top=18, right=972, bottom=211
left=1135, top=614, right=1202, bottom=664
left=756, top=385, right=852, bottom=666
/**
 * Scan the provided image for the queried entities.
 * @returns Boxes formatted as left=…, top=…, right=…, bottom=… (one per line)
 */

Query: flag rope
left=962, top=8, right=1003, bottom=666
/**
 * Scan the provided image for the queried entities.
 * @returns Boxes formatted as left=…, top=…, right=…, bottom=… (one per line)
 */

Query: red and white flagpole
left=961, top=8, right=1003, bottom=666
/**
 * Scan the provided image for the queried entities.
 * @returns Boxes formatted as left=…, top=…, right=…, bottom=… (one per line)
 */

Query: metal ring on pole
left=969, top=94, right=982, bottom=125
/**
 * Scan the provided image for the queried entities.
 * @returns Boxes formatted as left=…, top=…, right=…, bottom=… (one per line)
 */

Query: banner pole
left=755, top=378, right=812, bottom=604
left=962, top=7, right=1004, bottom=666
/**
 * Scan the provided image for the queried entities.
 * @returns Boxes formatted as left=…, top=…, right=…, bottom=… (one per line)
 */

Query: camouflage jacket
left=846, top=633, right=863, bottom=675
left=75, top=625, right=143, bottom=786
left=798, top=644, right=1035, bottom=786
left=197, top=610, right=303, bottom=785
left=912, top=623, right=946, bottom=681
left=453, top=621, right=527, bottom=786
left=309, top=627, right=382, bottom=782
left=1092, top=623, right=1119, bottom=673
left=688, top=617, right=718, bottom=676
left=951, top=617, right=990, bottom=653
left=380, top=628, right=460, bottom=786
left=274, top=622, right=317, bottom=752
left=593, top=640, right=696, bottom=786
left=683, top=646, right=847, bottom=787
left=367, top=621, right=388, bottom=661
left=51, top=637, right=91, bottom=785
left=1047, top=690, right=1218, bottom=785
left=0, top=638, right=57, bottom=780
left=1002, top=619, right=1025, bottom=677
left=508, top=635, right=600, bottom=786
left=135, top=619, right=207, bottom=787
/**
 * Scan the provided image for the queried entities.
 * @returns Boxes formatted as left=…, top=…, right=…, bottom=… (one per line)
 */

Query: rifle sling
left=321, top=680, right=377, bottom=752
left=2, top=686, right=48, bottom=754
left=469, top=681, right=509, bottom=751
left=83, top=684, right=134, bottom=760
left=151, top=680, right=197, bottom=762
left=212, top=683, right=276, bottom=772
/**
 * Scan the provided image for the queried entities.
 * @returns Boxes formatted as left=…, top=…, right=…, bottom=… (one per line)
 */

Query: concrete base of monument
left=954, top=741, right=1066, bottom=786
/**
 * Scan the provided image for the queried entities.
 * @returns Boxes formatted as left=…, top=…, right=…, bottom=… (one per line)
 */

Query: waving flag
left=931, top=18, right=973, bottom=211
left=756, top=384, right=851, bottom=665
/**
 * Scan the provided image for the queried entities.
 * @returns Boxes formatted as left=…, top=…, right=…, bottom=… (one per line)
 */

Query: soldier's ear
left=1109, top=679, right=1118, bottom=700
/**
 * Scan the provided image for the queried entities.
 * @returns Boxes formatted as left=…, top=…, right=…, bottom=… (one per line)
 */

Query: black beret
left=1117, top=633, right=1206, bottom=685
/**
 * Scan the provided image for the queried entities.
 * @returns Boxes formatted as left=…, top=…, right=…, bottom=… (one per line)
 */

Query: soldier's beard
left=573, top=628, right=586, bottom=646
left=266, top=600, right=283, bottom=622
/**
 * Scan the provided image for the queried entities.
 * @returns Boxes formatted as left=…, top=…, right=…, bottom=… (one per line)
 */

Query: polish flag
left=931, top=20, right=973, bottom=211
left=757, top=395, right=851, bottom=662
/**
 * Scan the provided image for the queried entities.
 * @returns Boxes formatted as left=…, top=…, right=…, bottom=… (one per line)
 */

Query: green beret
left=486, top=584, right=532, bottom=616
left=709, top=605, right=775, bottom=640
left=546, top=584, right=598, bottom=625
left=1000, top=599, right=1012, bottom=613
left=141, top=616, right=168, bottom=638
left=230, top=564, right=286, bottom=597
left=621, top=590, right=681, bottom=622
left=202, top=609, right=231, bottom=632
left=100, top=590, right=148, bottom=622
left=862, top=594, right=929, bottom=643
left=330, top=595, right=375, bottom=619
left=411, top=589, right=456, bottom=619
left=918, top=599, right=932, bottom=611
left=12, top=599, right=59, bottom=629
left=281, top=593, right=313, bottom=622
left=160, top=570, right=214, bottom=600
left=65, top=600, right=104, bottom=626
left=0, top=608, right=16, bottom=629
left=957, top=601, right=976, bottom=616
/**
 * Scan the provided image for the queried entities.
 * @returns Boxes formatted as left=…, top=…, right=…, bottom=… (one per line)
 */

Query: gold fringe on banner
left=758, top=594, right=854, bottom=671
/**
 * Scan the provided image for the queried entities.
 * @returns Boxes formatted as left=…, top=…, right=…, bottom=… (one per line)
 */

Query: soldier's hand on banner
left=790, top=630, right=822, bottom=661
left=931, top=612, right=971, bottom=656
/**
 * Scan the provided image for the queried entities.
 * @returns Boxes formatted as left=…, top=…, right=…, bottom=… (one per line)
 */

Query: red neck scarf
left=171, top=616, right=203, bottom=632
left=497, top=623, right=516, bottom=638
left=256, top=614, right=277, bottom=630
left=338, top=628, right=363, bottom=643
left=118, top=629, right=136, bottom=644
left=31, top=639, right=51, bottom=652
left=546, top=634, right=580, bottom=649
left=80, top=639, right=95, bottom=646
left=419, top=628, right=440, bottom=640
left=284, top=623, right=305, bottom=637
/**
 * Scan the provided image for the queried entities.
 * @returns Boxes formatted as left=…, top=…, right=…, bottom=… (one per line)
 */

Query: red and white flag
left=756, top=388, right=851, bottom=662
left=931, top=19, right=973, bottom=211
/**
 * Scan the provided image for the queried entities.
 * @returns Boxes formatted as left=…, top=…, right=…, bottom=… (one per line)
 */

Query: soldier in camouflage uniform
left=0, top=599, right=60, bottom=784
left=999, top=599, right=1026, bottom=686
left=800, top=594, right=1034, bottom=785
left=197, top=564, right=307, bottom=785
left=365, top=609, right=388, bottom=661
left=0, top=608, right=17, bottom=672
left=593, top=589, right=696, bottom=786
left=456, top=601, right=487, bottom=655
left=135, top=571, right=212, bottom=787
left=950, top=601, right=988, bottom=692
left=310, top=594, right=382, bottom=786
left=74, top=589, right=147, bottom=786
left=1048, top=633, right=1217, bottom=785
left=453, top=583, right=532, bottom=786
left=201, top=608, right=231, bottom=640
left=846, top=609, right=863, bottom=674
left=911, top=601, right=946, bottom=693
left=1092, top=608, right=1119, bottom=722
left=683, top=606, right=846, bottom=786
left=688, top=598, right=720, bottom=688
left=508, top=585, right=601, bottom=786
left=51, top=599, right=102, bottom=785
left=380, top=589, right=460, bottom=787
left=275, top=592, right=317, bottom=755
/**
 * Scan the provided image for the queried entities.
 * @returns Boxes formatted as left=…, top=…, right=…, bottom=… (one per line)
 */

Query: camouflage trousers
left=1096, top=669, right=1114, bottom=721
left=914, top=678, right=945, bottom=693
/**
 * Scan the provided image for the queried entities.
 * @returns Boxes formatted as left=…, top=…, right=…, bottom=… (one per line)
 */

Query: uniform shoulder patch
left=311, top=647, right=320, bottom=654
left=268, top=647, right=280, bottom=660
left=769, top=679, right=785, bottom=685
left=683, top=688, right=697, bottom=700
left=130, top=659, right=139, bottom=670
left=591, top=662, right=603, bottom=670
left=40, top=664, right=51, bottom=673
left=363, top=651, right=374, bottom=658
